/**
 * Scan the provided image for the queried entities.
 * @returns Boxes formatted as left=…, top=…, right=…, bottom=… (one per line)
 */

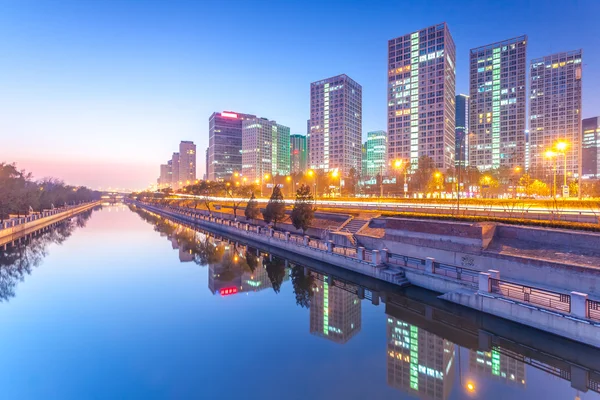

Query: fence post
left=488, top=270, right=500, bottom=279
left=425, top=257, right=434, bottom=273
left=381, top=248, right=389, bottom=263
left=269, top=228, right=274, bottom=237
left=256, top=226, right=261, bottom=234
left=357, top=247, right=365, bottom=261
left=478, top=272, right=491, bottom=293
left=570, top=291, right=588, bottom=319
left=372, top=250, right=381, bottom=265
left=303, top=235, right=309, bottom=246
left=285, top=232, right=290, bottom=242
left=327, top=240, right=333, bottom=252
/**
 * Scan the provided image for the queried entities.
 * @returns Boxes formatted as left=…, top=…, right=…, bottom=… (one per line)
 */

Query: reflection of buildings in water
left=178, top=247, right=194, bottom=262
left=386, top=316, right=455, bottom=400
left=310, top=275, right=362, bottom=344
left=469, top=349, right=526, bottom=387
left=241, top=259, right=272, bottom=292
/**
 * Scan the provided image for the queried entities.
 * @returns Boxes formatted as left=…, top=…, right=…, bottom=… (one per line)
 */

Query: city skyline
left=2, top=1, right=600, bottom=188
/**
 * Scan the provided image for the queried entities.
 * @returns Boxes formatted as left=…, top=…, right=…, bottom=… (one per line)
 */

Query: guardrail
left=0, top=202, right=98, bottom=232
left=433, top=262, right=480, bottom=284
left=490, top=278, right=571, bottom=314
left=588, top=299, right=600, bottom=322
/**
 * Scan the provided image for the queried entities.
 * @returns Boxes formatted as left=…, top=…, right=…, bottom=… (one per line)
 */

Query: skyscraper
left=208, top=111, right=256, bottom=181
left=469, top=36, right=527, bottom=171
left=364, top=130, right=387, bottom=179
left=455, top=94, right=469, bottom=167
left=290, top=134, right=307, bottom=173
left=310, top=274, right=362, bottom=344
left=158, top=163, right=172, bottom=188
left=241, top=118, right=291, bottom=182
left=171, top=152, right=180, bottom=189
left=469, top=349, right=526, bottom=387
left=178, top=141, right=196, bottom=186
left=582, top=117, right=600, bottom=179
left=309, top=74, right=362, bottom=176
left=529, top=50, right=583, bottom=181
left=387, top=23, right=456, bottom=170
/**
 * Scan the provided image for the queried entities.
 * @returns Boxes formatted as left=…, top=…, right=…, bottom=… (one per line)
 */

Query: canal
left=0, top=204, right=599, bottom=399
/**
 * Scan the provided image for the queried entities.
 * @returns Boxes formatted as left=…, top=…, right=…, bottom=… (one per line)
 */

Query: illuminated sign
left=221, top=112, right=238, bottom=119
left=220, top=287, right=238, bottom=296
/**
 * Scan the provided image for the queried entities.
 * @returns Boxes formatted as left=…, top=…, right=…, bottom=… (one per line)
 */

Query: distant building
left=455, top=94, right=469, bottom=167
left=178, top=141, right=196, bottom=186
left=469, top=349, right=526, bottom=387
left=158, top=163, right=172, bottom=188
left=208, top=111, right=256, bottom=181
left=310, top=274, right=362, bottom=344
left=388, top=23, right=456, bottom=170
left=364, top=131, right=387, bottom=179
left=387, top=316, right=455, bottom=400
left=529, top=50, right=583, bottom=180
left=469, top=36, right=527, bottom=171
left=171, top=152, right=180, bottom=189
left=582, top=117, right=600, bottom=178
left=241, top=118, right=291, bottom=182
left=309, top=74, right=362, bottom=176
left=290, top=134, right=307, bottom=173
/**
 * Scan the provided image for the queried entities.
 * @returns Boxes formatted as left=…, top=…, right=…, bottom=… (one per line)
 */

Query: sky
left=1, top=0, right=599, bottom=190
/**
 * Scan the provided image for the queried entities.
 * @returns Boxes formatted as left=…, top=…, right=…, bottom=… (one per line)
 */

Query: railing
left=433, top=262, right=479, bottom=284
left=490, top=278, right=571, bottom=314
left=388, top=254, right=426, bottom=270
left=1, top=202, right=97, bottom=231
left=588, top=299, right=600, bottom=322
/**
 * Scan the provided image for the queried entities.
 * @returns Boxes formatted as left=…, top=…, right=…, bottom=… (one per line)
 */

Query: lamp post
left=286, top=175, right=292, bottom=197
left=263, top=173, right=270, bottom=198
left=331, top=169, right=341, bottom=197
left=556, top=141, right=568, bottom=197
left=307, top=170, right=317, bottom=199
left=545, top=150, right=557, bottom=199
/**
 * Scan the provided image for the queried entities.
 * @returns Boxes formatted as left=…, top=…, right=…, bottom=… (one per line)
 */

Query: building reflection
left=469, top=349, right=526, bottom=387
left=310, top=274, right=362, bottom=344
left=386, top=316, right=455, bottom=400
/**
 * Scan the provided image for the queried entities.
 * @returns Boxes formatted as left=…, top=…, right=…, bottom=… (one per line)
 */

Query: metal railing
left=387, top=254, right=426, bottom=270
left=490, top=278, right=571, bottom=313
left=433, top=262, right=479, bottom=284
left=588, top=299, right=600, bottom=322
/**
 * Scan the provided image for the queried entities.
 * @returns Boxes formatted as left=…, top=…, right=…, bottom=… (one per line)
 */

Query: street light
left=555, top=140, right=568, bottom=196
left=545, top=150, right=557, bottom=198
left=331, top=168, right=341, bottom=197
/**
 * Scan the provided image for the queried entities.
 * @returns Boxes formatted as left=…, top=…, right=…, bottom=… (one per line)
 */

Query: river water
left=0, top=204, right=598, bottom=400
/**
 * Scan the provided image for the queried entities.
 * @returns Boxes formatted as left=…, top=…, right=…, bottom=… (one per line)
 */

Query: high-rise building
left=204, top=147, right=209, bottom=180
left=309, top=74, right=362, bottom=176
left=387, top=316, right=455, bottom=400
left=208, top=111, right=256, bottom=181
left=241, top=118, right=291, bottom=182
left=469, top=36, right=527, bottom=171
left=178, top=141, right=196, bottom=186
left=310, top=274, right=361, bottom=344
left=387, top=23, right=456, bottom=171
left=171, top=152, right=180, bottom=189
left=582, top=117, right=600, bottom=179
left=158, top=163, right=172, bottom=188
left=364, top=130, right=387, bottom=179
left=469, top=349, right=526, bottom=387
left=290, top=134, right=307, bottom=173
left=455, top=94, right=469, bottom=167
left=529, top=50, right=583, bottom=181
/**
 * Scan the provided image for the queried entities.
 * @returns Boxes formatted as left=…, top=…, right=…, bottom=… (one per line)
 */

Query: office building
left=469, top=36, right=527, bottom=171
left=310, top=274, right=361, bottom=344
left=387, top=316, right=455, bottom=400
left=208, top=111, right=256, bottom=181
left=455, top=94, right=469, bottom=167
left=529, top=50, right=583, bottom=180
left=582, top=117, right=600, bottom=178
left=290, top=134, right=308, bottom=173
left=387, top=23, right=456, bottom=171
left=157, top=163, right=172, bottom=188
left=178, top=141, right=196, bottom=186
left=241, top=118, right=291, bottom=182
left=469, top=349, right=526, bottom=387
left=309, top=74, right=362, bottom=176
left=524, top=130, right=530, bottom=171
left=171, top=152, right=180, bottom=189
left=364, top=130, right=387, bottom=179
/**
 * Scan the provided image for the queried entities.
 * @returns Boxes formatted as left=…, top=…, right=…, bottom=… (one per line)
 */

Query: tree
left=224, top=183, right=252, bottom=220
left=264, top=255, right=286, bottom=293
left=291, top=265, right=315, bottom=308
left=344, top=167, right=359, bottom=197
left=244, top=193, right=261, bottom=221
left=290, top=184, right=316, bottom=234
left=262, top=186, right=286, bottom=228
left=411, top=156, right=435, bottom=192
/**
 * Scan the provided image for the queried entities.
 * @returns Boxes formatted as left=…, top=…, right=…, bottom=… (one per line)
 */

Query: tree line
left=0, top=162, right=102, bottom=221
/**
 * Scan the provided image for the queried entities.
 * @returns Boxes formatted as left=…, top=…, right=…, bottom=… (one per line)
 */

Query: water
left=0, top=204, right=599, bottom=400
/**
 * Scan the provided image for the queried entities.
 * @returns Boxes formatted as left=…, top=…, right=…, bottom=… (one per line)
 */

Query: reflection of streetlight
left=466, top=382, right=475, bottom=393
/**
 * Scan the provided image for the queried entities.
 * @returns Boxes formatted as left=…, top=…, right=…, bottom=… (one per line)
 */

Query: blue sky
left=1, top=0, right=599, bottom=189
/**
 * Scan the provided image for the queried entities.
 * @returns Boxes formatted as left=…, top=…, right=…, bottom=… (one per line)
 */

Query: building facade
left=208, top=111, right=256, bottom=182
left=455, top=94, right=469, bottom=167
left=387, top=23, right=456, bottom=171
left=468, top=36, right=527, bottom=171
left=178, top=141, right=196, bottom=185
left=364, top=130, right=387, bottom=179
left=582, top=117, right=600, bottom=179
left=529, top=50, right=583, bottom=180
left=241, top=118, right=291, bottom=182
left=290, top=134, right=307, bottom=173
left=171, top=152, right=180, bottom=189
left=157, top=163, right=172, bottom=188
left=309, top=74, right=362, bottom=176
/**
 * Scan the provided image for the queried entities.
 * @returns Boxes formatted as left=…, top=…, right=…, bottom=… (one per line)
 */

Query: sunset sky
left=2, top=0, right=599, bottom=190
